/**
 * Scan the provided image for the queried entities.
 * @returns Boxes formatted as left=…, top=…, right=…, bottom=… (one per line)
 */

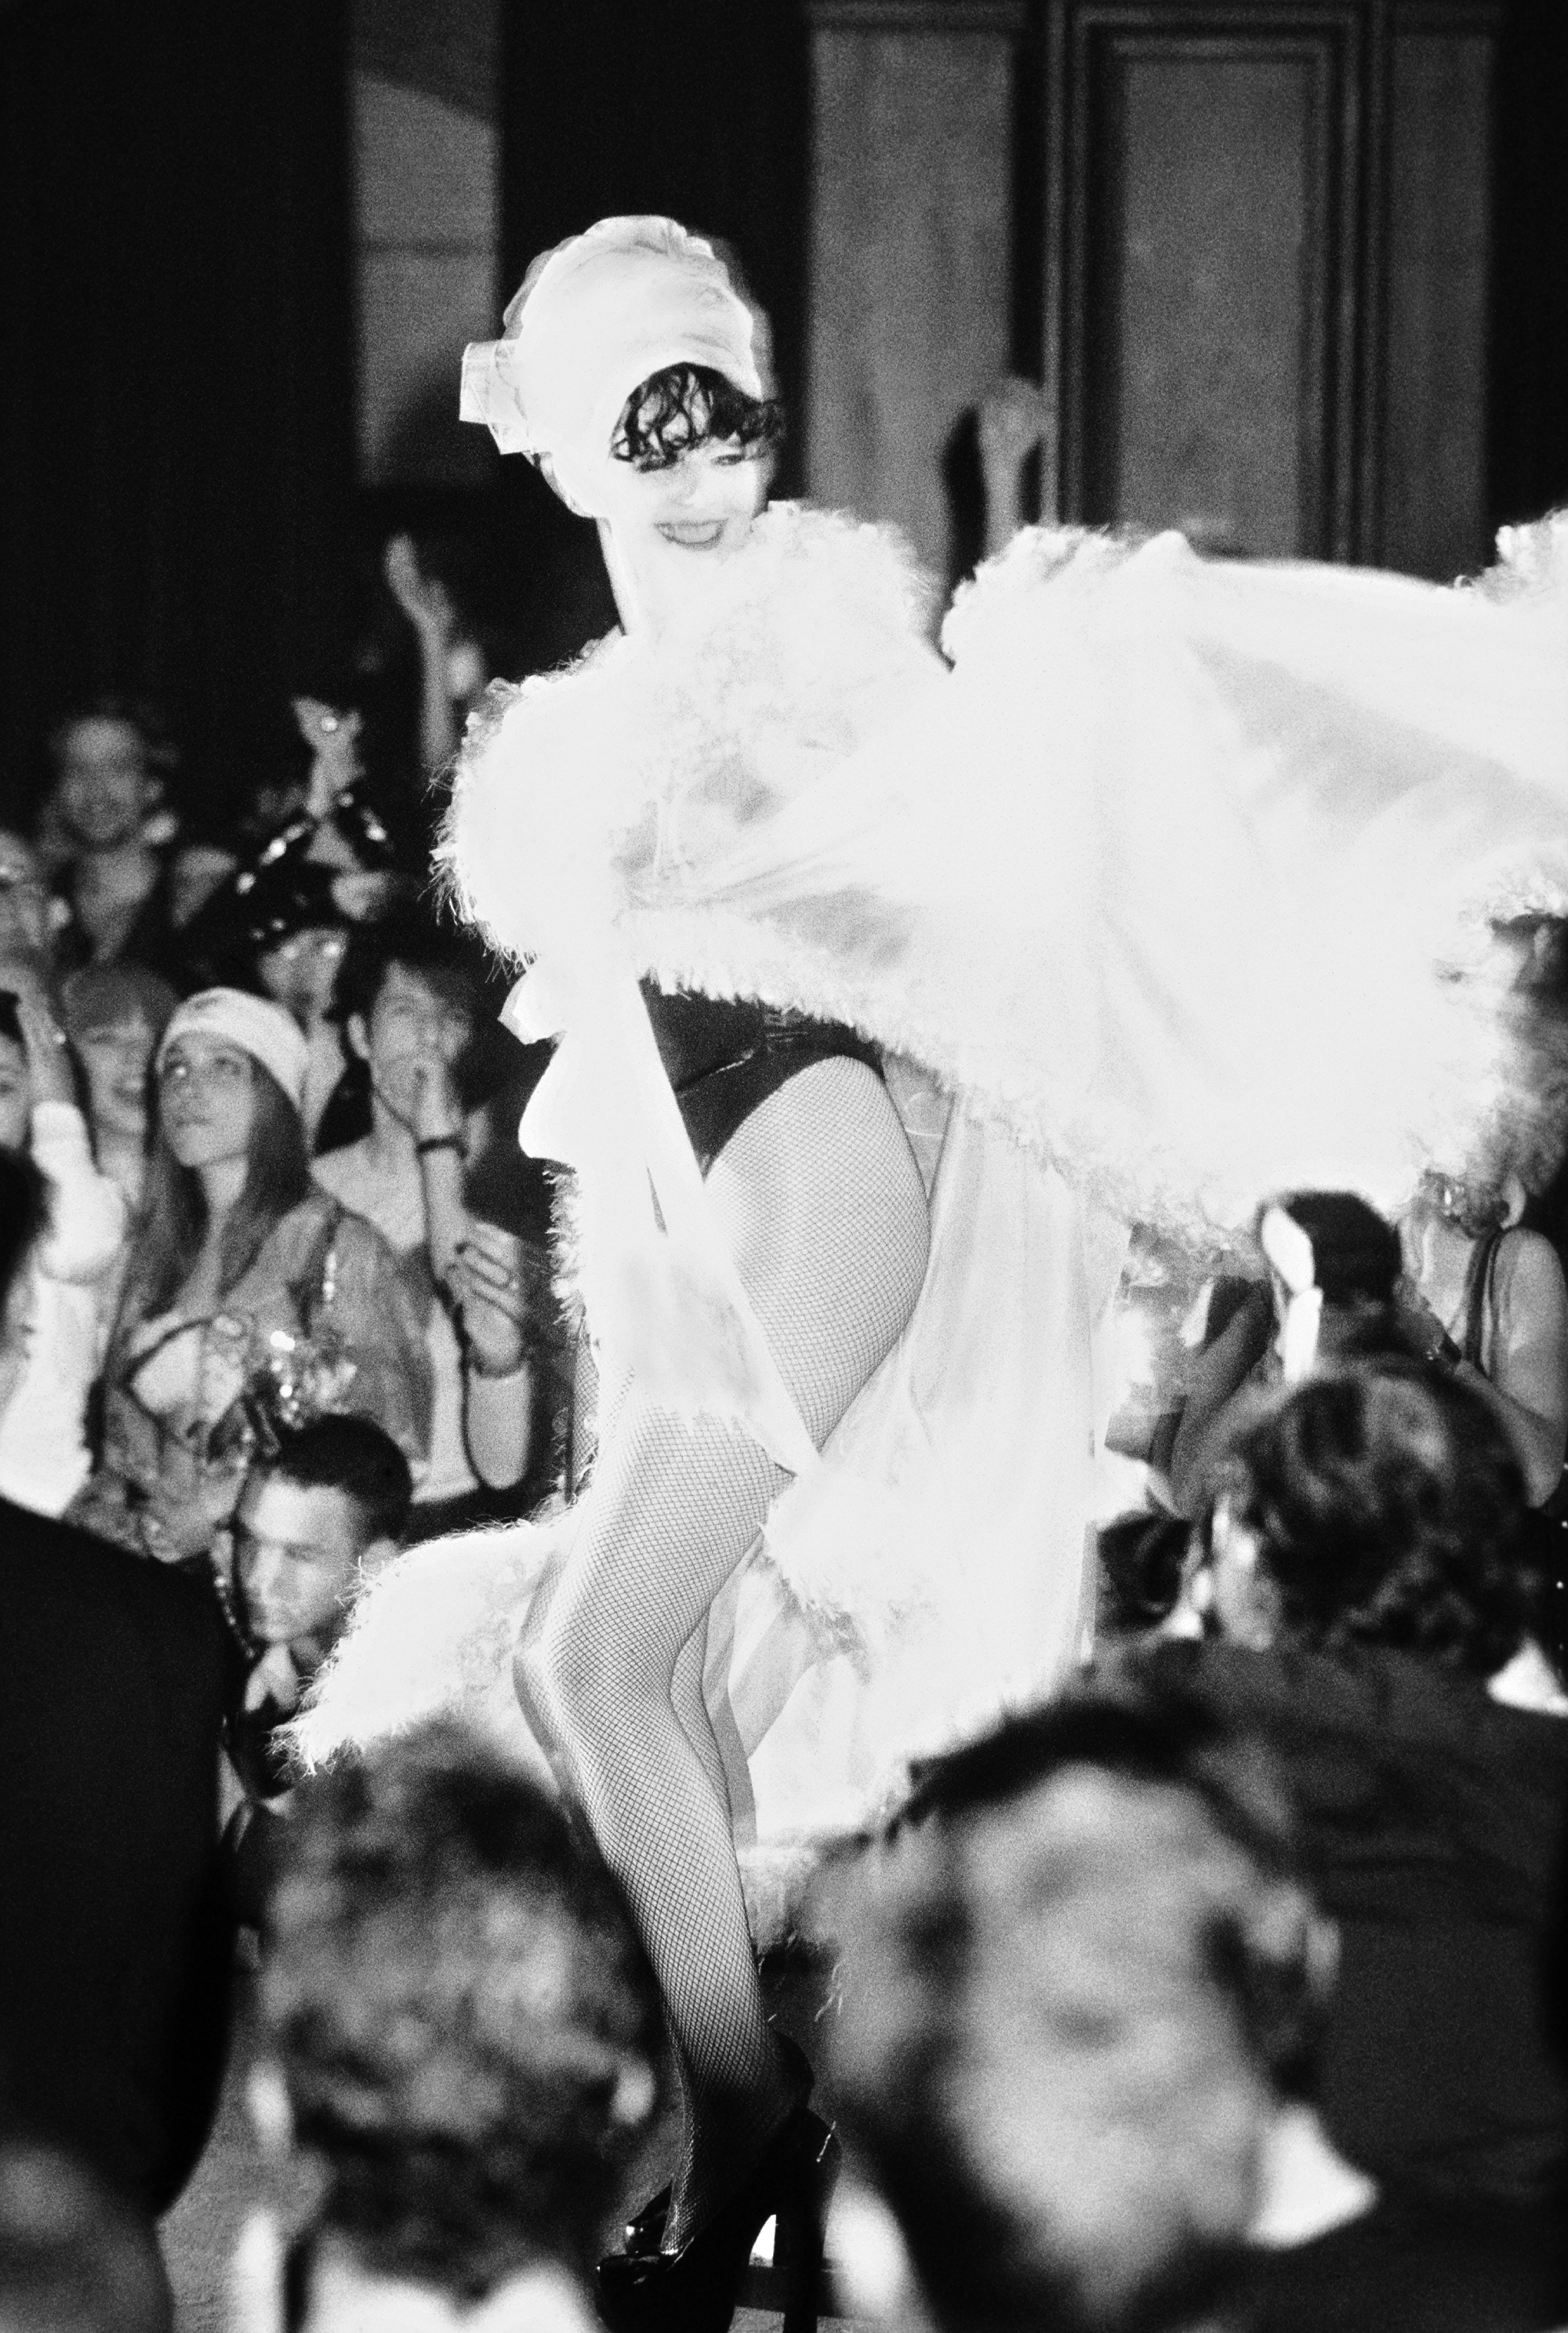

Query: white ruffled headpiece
left=459, top=214, right=767, bottom=513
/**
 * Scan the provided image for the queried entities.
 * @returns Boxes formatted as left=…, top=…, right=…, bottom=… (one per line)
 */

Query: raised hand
left=408, top=1054, right=464, bottom=1148
left=5, top=963, right=75, bottom=1107
left=977, top=376, right=1054, bottom=481
left=453, top=1220, right=528, bottom=1377
left=291, top=697, right=365, bottom=822
left=384, top=533, right=456, bottom=641
left=977, top=376, right=1059, bottom=548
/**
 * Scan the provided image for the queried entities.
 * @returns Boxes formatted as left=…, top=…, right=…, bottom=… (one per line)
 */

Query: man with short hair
left=819, top=1664, right=1561, bottom=2333
left=242, top=1721, right=662, bottom=2331
left=214, top=1414, right=413, bottom=1921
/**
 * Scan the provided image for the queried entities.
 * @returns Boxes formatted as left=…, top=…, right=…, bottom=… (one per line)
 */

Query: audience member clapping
left=71, top=987, right=430, bottom=1561
left=818, top=1664, right=1564, bottom=2333
left=237, top=1722, right=662, bottom=2332
left=0, top=975, right=126, bottom=1515
left=316, top=910, right=534, bottom=1533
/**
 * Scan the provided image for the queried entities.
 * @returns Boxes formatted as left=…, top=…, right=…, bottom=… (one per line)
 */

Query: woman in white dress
left=298, top=217, right=1568, bottom=2333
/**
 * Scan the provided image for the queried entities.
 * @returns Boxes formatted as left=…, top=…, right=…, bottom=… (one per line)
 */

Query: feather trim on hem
left=285, top=1519, right=562, bottom=1783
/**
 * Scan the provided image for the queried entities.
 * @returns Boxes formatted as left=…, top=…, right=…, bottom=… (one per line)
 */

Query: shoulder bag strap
left=1461, top=1228, right=1504, bottom=1370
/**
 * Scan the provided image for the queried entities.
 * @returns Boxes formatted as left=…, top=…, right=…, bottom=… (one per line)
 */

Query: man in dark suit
left=0, top=1149, right=232, bottom=2216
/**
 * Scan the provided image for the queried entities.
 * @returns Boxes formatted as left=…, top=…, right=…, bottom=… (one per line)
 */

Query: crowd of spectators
left=2, top=532, right=1567, bottom=2332
left=0, top=534, right=559, bottom=1573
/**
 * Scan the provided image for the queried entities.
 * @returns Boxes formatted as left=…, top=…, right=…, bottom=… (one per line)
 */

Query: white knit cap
left=459, top=215, right=766, bottom=513
left=156, top=988, right=309, bottom=1114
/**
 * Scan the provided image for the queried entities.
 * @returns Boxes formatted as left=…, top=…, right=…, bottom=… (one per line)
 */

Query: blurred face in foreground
left=949, top=1770, right=1273, bottom=2317
left=830, top=1764, right=1289, bottom=2333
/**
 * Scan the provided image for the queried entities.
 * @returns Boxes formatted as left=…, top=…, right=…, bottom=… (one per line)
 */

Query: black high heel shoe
left=619, top=2182, right=671, bottom=2260
left=597, top=2106, right=838, bottom=2333
left=618, top=2030, right=818, bottom=2262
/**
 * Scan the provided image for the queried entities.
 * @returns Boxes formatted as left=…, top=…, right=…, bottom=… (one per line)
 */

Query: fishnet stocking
left=517, top=1058, right=927, bottom=2243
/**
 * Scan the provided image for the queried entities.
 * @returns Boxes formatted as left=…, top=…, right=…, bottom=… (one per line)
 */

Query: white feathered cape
left=296, top=503, right=1568, bottom=1858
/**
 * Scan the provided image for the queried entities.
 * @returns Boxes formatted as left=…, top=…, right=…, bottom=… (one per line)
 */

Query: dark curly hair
left=328, top=902, right=486, bottom=1032
left=612, top=361, right=784, bottom=471
left=264, top=1723, right=662, bottom=2300
left=263, top=1414, right=414, bottom=1548
left=818, top=1667, right=1327, bottom=2333
left=1210, top=1363, right=1537, bottom=1677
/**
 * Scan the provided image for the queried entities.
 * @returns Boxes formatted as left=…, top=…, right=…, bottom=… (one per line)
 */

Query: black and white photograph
left=2, top=2, right=1566, bottom=2328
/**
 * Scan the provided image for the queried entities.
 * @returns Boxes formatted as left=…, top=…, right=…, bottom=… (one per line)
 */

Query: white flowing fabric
left=296, top=506, right=1568, bottom=1859
left=630, top=525, right=1568, bottom=1236
left=723, top=1089, right=1112, bottom=1846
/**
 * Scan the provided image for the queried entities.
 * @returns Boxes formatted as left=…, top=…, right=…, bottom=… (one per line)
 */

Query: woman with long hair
left=60, top=962, right=178, bottom=1214
left=72, top=988, right=429, bottom=1562
left=300, top=220, right=1568, bottom=2333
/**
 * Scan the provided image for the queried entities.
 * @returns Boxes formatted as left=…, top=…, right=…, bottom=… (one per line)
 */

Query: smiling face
left=74, top=1012, right=157, bottom=1145
left=590, top=440, right=768, bottom=636
left=157, top=1032, right=257, bottom=1170
left=56, top=717, right=158, bottom=850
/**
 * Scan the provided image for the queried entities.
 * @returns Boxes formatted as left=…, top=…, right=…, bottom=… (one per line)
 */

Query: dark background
left=2, top=0, right=1564, bottom=830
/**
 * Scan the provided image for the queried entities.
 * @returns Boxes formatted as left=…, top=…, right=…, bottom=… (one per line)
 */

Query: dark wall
left=488, top=0, right=811, bottom=669
left=499, top=0, right=808, bottom=433
left=1490, top=0, right=1568, bottom=529
left=0, top=0, right=357, bottom=829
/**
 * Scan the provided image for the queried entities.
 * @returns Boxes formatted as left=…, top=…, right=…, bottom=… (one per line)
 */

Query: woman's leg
left=564, top=1335, right=742, bottom=1820
left=517, top=1058, right=927, bottom=2243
